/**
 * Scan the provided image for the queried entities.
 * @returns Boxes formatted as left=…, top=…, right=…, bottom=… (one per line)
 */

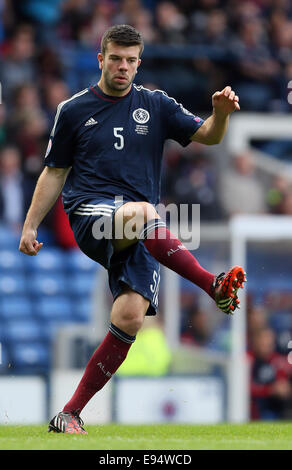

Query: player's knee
left=122, top=310, right=145, bottom=332
left=111, top=291, right=149, bottom=336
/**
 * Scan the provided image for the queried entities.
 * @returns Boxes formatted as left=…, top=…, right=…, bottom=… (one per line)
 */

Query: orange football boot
left=212, top=265, right=247, bottom=314
left=48, top=410, right=88, bottom=434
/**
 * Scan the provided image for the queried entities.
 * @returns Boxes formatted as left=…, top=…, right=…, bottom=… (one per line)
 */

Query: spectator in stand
left=189, top=7, right=229, bottom=46
left=114, top=0, right=144, bottom=28
left=156, top=1, right=188, bottom=44
left=247, top=305, right=268, bottom=351
left=5, top=83, right=46, bottom=175
left=59, top=0, right=92, bottom=42
left=42, top=79, right=70, bottom=129
left=188, top=8, right=230, bottom=107
left=13, top=83, right=41, bottom=111
left=230, top=15, right=281, bottom=111
left=6, top=83, right=42, bottom=138
left=9, top=107, right=47, bottom=177
left=248, top=327, right=292, bottom=420
left=266, top=174, right=290, bottom=214
left=189, top=0, right=222, bottom=27
left=163, top=141, right=223, bottom=220
left=181, top=307, right=211, bottom=347
left=269, top=7, right=292, bottom=62
left=0, top=24, right=37, bottom=106
left=37, top=46, right=64, bottom=84
left=77, top=1, right=116, bottom=48
left=280, top=187, right=292, bottom=215
left=220, top=151, right=267, bottom=217
left=132, top=7, right=158, bottom=45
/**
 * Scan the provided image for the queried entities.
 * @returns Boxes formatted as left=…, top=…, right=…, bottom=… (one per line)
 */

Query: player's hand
left=19, top=228, right=43, bottom=256
left=212, top=86, right=240, bottom=116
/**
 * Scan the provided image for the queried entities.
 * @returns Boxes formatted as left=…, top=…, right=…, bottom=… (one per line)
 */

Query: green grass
left=1, top=422, right=292, bottom=450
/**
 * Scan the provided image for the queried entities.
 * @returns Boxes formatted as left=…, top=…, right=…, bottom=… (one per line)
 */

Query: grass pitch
left=0, top=422, right=292, bottom=450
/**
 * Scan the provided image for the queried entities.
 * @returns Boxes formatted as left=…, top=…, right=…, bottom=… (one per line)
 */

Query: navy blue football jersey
left=44, top=84, right=204, bottom=214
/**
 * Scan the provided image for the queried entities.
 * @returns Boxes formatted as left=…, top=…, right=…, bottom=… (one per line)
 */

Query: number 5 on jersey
left=114, top=127, right=124, bottom=150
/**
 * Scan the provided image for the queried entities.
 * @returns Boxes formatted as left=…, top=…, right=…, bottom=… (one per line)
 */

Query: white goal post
left=225, top=113, right=292, bottom=181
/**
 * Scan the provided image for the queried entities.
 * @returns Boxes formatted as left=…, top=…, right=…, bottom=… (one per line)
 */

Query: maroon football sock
left=142, top=221, right=215, bottom=298
left=63, top=325, right=134, bottom=414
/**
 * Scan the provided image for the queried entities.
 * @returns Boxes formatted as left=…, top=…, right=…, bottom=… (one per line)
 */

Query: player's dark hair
left=101, top=24, right=144, bottom=57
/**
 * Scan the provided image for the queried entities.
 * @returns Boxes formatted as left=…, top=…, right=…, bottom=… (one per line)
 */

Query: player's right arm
left=160, top=86, right=238, bottom=148
left=19, top=166, right=71, bottom=256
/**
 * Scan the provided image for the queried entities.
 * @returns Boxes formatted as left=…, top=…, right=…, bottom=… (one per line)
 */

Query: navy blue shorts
left=69, top=198, right=160, bottom=316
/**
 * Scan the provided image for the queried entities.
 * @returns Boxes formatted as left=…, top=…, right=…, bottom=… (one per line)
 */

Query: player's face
left=98, top=42, right=141, bottom=96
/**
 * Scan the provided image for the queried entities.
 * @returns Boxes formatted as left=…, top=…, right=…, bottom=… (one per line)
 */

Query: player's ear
left=97, top=52, right=103, bottom=70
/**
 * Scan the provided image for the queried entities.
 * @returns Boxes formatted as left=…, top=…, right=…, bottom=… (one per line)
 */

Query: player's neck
left=97, top=78, right=132, bottom=98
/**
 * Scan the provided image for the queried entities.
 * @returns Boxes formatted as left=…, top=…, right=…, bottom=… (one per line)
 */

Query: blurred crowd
left=0, top=0, right=292, bottom=233
left=2, top=0, right=292, bottom=110
left=0, top=0, right=292, bottom=420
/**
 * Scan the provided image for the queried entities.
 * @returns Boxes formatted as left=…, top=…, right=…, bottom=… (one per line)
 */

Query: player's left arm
left=191, top=86, right=240, bottom=145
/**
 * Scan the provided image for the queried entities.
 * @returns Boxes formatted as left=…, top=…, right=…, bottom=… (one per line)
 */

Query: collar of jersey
left=89, top=84, right=133, bottom=102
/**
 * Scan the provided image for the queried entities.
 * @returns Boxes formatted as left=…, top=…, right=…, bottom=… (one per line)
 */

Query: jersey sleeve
left=44, top=103, right=74, bottom=168
left=161, top=92, right=204, bottom=147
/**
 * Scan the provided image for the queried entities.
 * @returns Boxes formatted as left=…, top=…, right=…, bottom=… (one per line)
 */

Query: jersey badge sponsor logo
left=133, top=108, right=150, bottom=135
left=85, top=117, right=98, bottom=126
left=132, top=108, right=150, bottom=124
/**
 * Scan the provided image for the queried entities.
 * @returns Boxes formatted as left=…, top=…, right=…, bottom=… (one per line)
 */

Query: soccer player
left=19, top=25, right=246, bottom=434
